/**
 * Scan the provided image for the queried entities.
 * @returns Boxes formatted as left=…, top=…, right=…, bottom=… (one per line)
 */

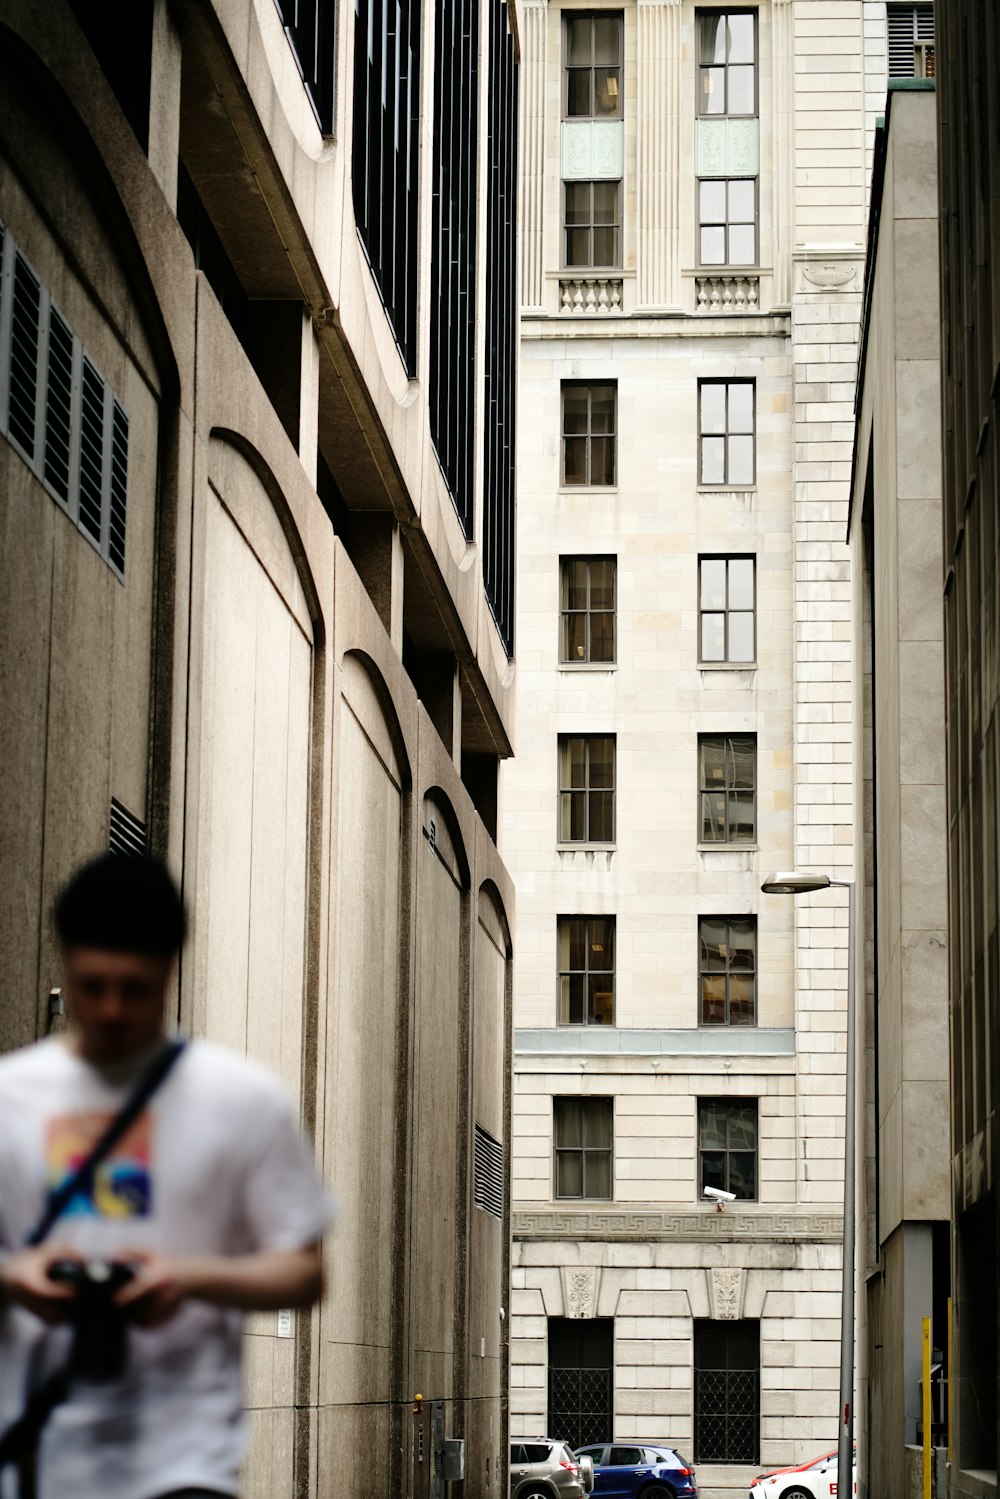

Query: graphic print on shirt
left=45, top=1111, right=153, bottom=1219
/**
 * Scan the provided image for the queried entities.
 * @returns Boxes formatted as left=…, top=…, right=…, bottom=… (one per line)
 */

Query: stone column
left=636, top=0, right=682, bottom=310
left=770, top=0, right=794, bottom=309
left=520, top=0, right=547, bottom=314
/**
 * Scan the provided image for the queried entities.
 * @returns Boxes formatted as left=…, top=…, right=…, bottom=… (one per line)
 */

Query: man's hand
left=114, top=1251, right=187, bottom=1328
left=0, top=1245, right=81, bottom=1324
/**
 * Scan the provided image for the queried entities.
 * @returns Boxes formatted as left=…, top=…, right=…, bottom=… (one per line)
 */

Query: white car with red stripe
left=748, top=1450, right=857, bottom=1499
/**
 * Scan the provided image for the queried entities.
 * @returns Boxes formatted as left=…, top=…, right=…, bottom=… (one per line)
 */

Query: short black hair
left=54, top=853, right=187, bottom=958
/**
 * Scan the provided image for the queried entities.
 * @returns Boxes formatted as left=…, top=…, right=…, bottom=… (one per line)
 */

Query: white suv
left=510, top=1438, right=593, bottom=1498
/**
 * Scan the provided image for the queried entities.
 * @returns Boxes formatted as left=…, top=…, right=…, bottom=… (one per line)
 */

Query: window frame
left=698, top=914, right=758, bottom=1027
left=887, top=3, right=935, bottom=80
left=561, top=380, right=618, bottom=488
left=559, top=555, right=618, bottom=667
left=553, top=1095, right=614, bottom=1201
left=557, top=915, right=616, bottom=1026
left=562, top=11, right=624, bottom=121
left=698, top=733, right=757, bottom=845
left=557, top=734, right=617, bottom=846
left=696, top=177, right=759, bottom=272
left=696, top=9, right=759, bottom=120
left=562, top=180, right=623, bottom=272
left=698, top=554, right=757, bottom=665
left=698, top=379, right=757, bottom=487
left=697, top=1097, right=759, bottom=1200
left=693, top=1318, right=761, bottom=1465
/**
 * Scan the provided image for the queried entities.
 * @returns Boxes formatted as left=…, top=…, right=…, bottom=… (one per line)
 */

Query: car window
left=644, top=1449, right=668, bottom=1465
left=609, top=1447, right=644, bottom=1466
left=511, top=1445, right=525, bottom=1464
left=524, top=1444, right=552, bottom=1463
left=577, top=1447, right=604, bottom=1462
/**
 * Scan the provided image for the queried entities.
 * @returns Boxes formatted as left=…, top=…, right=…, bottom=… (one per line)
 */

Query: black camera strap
left=27, top=1036, right=187, bottom=1246
left=0, top=1036, right=187, bottom=1495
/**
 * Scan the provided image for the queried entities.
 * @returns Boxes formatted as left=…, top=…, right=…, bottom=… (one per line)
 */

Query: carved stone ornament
left=562, top=1265, right=601, bottom=1320
left=513, top=1208, right=843, bottom=1243
left=709, top=1267, right=745, bottom=1320
left=800, top=263, right=859, bottom=292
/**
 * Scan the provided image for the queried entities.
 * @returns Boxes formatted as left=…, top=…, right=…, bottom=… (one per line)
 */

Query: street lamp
left=761, top=871, right=856, bottom=1487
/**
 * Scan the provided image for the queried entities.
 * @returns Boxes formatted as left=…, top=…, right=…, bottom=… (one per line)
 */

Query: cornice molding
left=513, top=1207, right=845, bottom=1243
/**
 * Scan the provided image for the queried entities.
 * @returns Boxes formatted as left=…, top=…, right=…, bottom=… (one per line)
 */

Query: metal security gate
left=548, top=1318, right=614, bottom=1450
left=693, top=1319, right=760, bottom=1464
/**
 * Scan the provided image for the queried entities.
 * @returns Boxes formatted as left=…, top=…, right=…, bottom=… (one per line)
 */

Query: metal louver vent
left=9, top=252, right=40, bottom=458
left=44, top=308, right=74, bottom=503
left=109, top=401, right=129, bottom=576
left=888, top=4, right=935, bottom=78
left=109, top=798, right=147, bottom=857
left=78, top=357, right=106, bottom=544
left=473, top=1123, right=504, bottom=1219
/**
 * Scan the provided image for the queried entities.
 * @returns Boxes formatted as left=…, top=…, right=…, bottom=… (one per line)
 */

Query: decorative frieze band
left=513, top=1208, right=844, bottom=1243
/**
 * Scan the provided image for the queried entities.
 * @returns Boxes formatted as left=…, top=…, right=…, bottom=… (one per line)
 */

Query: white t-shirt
left=0, top=1036, right=332, bottom=1499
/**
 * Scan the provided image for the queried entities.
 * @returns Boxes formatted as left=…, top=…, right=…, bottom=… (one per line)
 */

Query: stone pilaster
left=636, top=0, right=681, bottom=310
left=519, top=0, right=547, bottom=313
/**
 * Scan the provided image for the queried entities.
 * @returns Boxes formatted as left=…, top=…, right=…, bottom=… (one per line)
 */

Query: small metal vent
left=109, top=401, right=129, bottom=576
left=109, top=798, right=147, bottom=857
left=44, top=308, right=74, bottom=502
left=473, top=1123, right=503, bottom=1219
left=9, top=252, right=40, bottom=458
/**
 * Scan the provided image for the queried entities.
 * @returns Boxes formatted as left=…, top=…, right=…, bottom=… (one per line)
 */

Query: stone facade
left=505, top=4, right=886, bottom=1493
left=0, top=3, right=518, bottom=1497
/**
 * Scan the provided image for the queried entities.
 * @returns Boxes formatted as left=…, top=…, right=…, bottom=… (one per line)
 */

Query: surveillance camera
left=703, top=1186, right=736, bottom=1204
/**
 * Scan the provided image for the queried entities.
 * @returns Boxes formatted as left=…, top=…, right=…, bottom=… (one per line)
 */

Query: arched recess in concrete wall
left=185, top=434, right=317, bottom=1122
left=411, top=787, right=472, bottom=1409
left=319, top=647, right=410, bottom=1498
left=465, top=879, right=514, bottom=1494
left=0, top=28, right=176, bottom=1053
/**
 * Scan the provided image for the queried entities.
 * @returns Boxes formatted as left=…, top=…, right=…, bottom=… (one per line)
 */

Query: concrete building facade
left=849, top=82, right=949, bottom=1499
left=935, top=2, right=1000, bottom=1493
left=0, top=2, right=520, bottom=1496
left=503, top=4, right=904, bottom=1494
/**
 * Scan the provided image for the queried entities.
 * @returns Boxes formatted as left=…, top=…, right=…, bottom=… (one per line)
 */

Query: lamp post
left=761, top=871, right=856, bottom=1486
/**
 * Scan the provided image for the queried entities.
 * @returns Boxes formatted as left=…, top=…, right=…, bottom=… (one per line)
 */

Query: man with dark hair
left=0, top=853, right=331, bottom=1499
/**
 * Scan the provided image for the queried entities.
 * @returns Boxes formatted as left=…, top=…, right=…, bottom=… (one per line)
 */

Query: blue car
left=573, top=1444, right=698, bottom=1499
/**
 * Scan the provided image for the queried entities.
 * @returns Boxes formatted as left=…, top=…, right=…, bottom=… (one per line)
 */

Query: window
left=699, top=556, right=755, bottom=663
left=352, top=0, right=421, bottom=374
left=548, top=1319, right=614, bottom=1450
left=699, top=735, right=756, bottom=843
left=554, top=1097, right=613, bottom=1199
left=699, top=381, right=755, bottom=486
left=564, top=13, right=622, bottom=119
left=429, top=0, right=480, bottom=536
left=698, top=10, right=756, bottom=117
left=699, top=916, right=757, bottom=1025
left=696, top=11, right=758, bottom=269
left=558, top=735, right=615, bottom=843
left=0, top=223, right=130, bottom=580
left=887, top=4, right=935, bottom=79
left=698, top=179, right=757, bottom=267
left=562, top=382, right=616, bottom=486
left=560, top=557, right=616, bottom=665
left=694, top=1319, right=760, bottom=1464
left=698, top=1098, right=757, bottom=1198
left=273, top=0, right=336, bottom=131
left=482, top=0, right=520, bottom=655
left=564, top=182, right=621, bottom=269
left=558, top=916, right=615, bottom=1025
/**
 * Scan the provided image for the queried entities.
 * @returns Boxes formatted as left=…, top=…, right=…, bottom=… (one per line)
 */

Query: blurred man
left=0, top=854, right=331, bottom=1499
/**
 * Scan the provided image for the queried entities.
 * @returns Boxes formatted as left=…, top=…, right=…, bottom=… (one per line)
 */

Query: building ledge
left=515, top=1026, right=795, bottom=1057
left=512, top=1204, right=843, bottom=1243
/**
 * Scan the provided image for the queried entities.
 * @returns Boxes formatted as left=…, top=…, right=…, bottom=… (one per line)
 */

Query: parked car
left=749, top=1449, right=857, bottom=1499
left=574, top=1442, right=699, bottom=1498
left=510, top=1438, right=591, bottom=1498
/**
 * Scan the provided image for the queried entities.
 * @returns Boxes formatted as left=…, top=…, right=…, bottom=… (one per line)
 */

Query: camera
left=48, top=1259, right=136, bottom=1383
left=703, top=1185, right=737, bottom=1208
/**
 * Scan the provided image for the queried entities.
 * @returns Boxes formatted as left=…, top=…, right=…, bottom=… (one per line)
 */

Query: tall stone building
left=503, top=4, right=915, bottom=1493
left=849, top=82, right=949, bottom=1499
left=0, top=2, right=519, bottom=1495
left=935, top=1, right=1000, bottom=1492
